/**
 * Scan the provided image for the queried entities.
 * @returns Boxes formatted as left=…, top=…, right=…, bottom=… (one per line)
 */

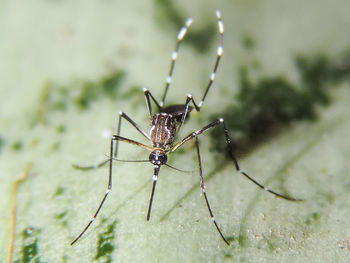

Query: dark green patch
left=75, top=81, right=101, bottom=109
left=75, top=70, right=125, bottom=109
left=305, top=212, right=320, bottom=225
left=55, top=211, right=67, bottom=220
left=51, top=142, right=60, bottom=151
left=120, top=85, right=147, bottom=110
left=185, top=24, right=216, bottom=54
left=56, top=124, right=66, bottom=134
left=154, top=0, right=183, bottom=27
left=38, top=69, right=126, bottom=115
left=154, top=0, right=216, bottom=53
left=238, top=233, right=247, bottom=247
left=51, top=86, right=69, bottom=111
left=100, top=70, right=125, bottom=100
left=295, top=51, right=350, bottom=105
left=95, top=219, right=117, bottom=263
left=225, top=235, right=236, bottom=243
left=54, top=210, right=68, bottom=227
left=53, top=186, right=65, bottom=197
left=14, top=227, right=44, bottom=263
left=11, top=140, right=23, bottom=151
left=120, top=85, right=141, bottom=99
left=210, top=49, right=350, bottom=155
left=242, top=35, right=255, bottom=50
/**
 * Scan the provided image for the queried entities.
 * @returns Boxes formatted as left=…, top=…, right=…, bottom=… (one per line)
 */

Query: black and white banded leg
left=195, top=135, right=229, bottom=245
left=146, top=166, right=161, bottom=221
left=219, top=119, right=303, bottom=201
left=71, top=132, right=157, bottom=245
left=198, top=10, right=224, bottom=108
left=71, top=136, right=117, bottom=245
left=168, top=118, right=302, bottom=245
left=175, top=9, right=225, bottom=128
left=160, top=17, right=193, bottom=106
left=172, top=118, right=302, bottom=200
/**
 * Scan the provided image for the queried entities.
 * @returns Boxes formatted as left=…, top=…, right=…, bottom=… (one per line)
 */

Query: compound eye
left=158, top=154, right=168, bottom=165
left=149, top=151, right=167, bottom=165
left=149, top=152, right=156, bottom=164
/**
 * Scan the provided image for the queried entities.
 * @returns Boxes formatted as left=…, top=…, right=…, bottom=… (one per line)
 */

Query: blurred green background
left=1, top=0, right=350, bottom=262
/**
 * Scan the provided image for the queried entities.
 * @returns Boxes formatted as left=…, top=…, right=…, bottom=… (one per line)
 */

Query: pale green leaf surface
left=1, top=1, right=350, bottom=262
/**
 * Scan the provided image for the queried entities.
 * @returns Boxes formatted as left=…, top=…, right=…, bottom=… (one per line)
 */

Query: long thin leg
left=71, top=136, right=116, bottom=245
left=73, top=112, right=150, bottom=170
left=72, top=159, right=110, bottom=170
left=146, top=166, right=160, bottom=221
left=174, top=92, right=208, bottom=135
left=175, top=10, right=224, bottom=128
left=116, top=112, right=150, bottom=150
left=145, top=10, right=223, bottom=116
left=71, top=135, right=154, bottom=245
left=113, top=135, right=154, bottom=152
left=219, top=120, right=303, bottom=201
left=195, top=136, right=229, bottom=245
left=198, top=10, right=224, bottom=108
left=143, top=88, right=162, bottom=116
left=174, top=94, right=194, bottom=134
left=171, top=118, right=302, bottom=201
left=160, top=17, right=193, bottom=107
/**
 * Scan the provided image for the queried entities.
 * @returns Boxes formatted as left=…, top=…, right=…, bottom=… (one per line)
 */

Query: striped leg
left=195, top=136, right=229, bottom=245
left=171, top=118, right=303, bottom=201
left=198, top=10, right=224, bottom=108
left=146, top=166, right=161, bottom=221
left=70, top=134, right=155, bottom=245
left=71, top=136, right=116, bottom=245
left=173, top=10, right=225, bottom=132
left=160, top=17, right=193, bottom=106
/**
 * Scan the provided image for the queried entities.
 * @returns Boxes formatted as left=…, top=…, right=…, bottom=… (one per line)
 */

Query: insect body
left=71, top=10, right=301, bottom=246
left=149, top=113, right=177, bottom=150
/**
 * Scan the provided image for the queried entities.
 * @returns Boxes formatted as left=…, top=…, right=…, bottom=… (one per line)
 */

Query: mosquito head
left=149, top=149, right=168, bottom=166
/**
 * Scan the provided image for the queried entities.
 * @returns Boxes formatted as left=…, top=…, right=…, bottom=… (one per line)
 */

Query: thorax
left=149, top=113, right=177, bottom=149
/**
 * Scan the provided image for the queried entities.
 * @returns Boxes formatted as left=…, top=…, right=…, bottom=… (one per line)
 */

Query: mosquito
left=71, top=10, right=302, bottom=246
